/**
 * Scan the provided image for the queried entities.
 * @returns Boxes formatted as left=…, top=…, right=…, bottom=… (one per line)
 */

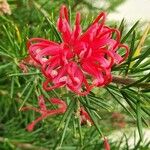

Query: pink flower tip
left=26, top=123, right=34, bottom=132
left=104, top=137, right=110, bottom=150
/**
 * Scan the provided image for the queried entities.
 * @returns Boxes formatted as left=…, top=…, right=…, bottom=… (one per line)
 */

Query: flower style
left=21, top=95, right=67, bottom=132
left=27, top=5, right=129, bottom=96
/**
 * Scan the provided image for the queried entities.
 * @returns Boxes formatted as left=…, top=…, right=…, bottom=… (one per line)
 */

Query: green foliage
left=0, top=0, right=150, bottom=149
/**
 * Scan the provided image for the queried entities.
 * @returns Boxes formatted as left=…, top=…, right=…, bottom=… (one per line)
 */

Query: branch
left=112, top=76, right=150, bottom=88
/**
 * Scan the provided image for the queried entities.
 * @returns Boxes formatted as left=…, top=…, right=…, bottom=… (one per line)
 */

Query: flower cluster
left=21, top=95, right=91, bottom=131
left=20, top=5, right=129, bottom=149
left=21, top=95, right=67, bottom=132
left=27, top=5, right=129, bottom=96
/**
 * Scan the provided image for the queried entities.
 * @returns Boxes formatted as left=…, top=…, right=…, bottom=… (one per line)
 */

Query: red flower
left=104, top=137, right=110, bottom=150
left=80, top=107, right=93, bottom=125
left=27, top=5, right=129, bottom=96
left=21, top=95, right=67, bottom=132
left=19, top=56, right=39, bottom=73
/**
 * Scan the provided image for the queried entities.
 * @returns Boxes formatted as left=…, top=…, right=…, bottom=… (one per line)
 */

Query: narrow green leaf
left=136, top=100, right=143, bottom=141
left=132, top=47, right=150, bottom=68
left=84, top=97, right=103, bottom=137
left=124, top=134, right=129, bottom=150
left=19, top=84, right=34, bottom=110
left=93, top=111, right=102, bottom=120
left=120, top=90, right=149, bottom=126
left=129, top=31, right=136, bottom=55
left=121, top=21, right=139, bottom=43
left=0, top=49, right=13, bottom=58
left=120, top=90, right=136, bottom=111
left=137, top=58, right=150, bottom=68
left=46, top=18, right=62, bottom=42
left=118, top=18, right=125, bottom=36
left=131, top=23, right=150, bottom=64
left=88, top=95, right=111, bottom=108
left=106, top=87, right=135, bottom=119
left=133, top=67, right=150, bottom=73
left=59, top=108, right=73, bottom=147
left=10, top=77, right=15, bottom=99
left=2, top=25, right=14, bottom=47
left=133, top=139, right=141, bottom=150
left=20, top=82, right=31, bottom=98
left=125, top=31, right=136, bottom=74
left=9, top=71, right=41, bottom=76
left=73, top=119, right=77, bottom=138
left=78, top=115, right=83, bottom=147
left=90, top=98, right=110, bottom=110
left=123, top=89, right=150, bottom=116
left=39, top=84, right=52, bottom=99
left=80, top=97, right=97, bottom=111
left=33, top=1, right=62, bottom=42
left=0, top=62, right=13, bottom=70
left=57, top=99, right=75, bottom=131
left=117, top=135, right=125, bottom=149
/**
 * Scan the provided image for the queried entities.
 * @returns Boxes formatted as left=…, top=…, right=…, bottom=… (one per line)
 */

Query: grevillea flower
left=21, top=95, right=67, bottom=132
left=19, top=6, right=129, bottom=150
left=27, top=5, right=129, bottom=96
left=80, top=107, right=93, bottom=125
left=104, top=137, right=110, bottom=150
left=19, top=56, right=39, bottom=73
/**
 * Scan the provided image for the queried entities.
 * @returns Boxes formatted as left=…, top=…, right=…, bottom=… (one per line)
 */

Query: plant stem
left=112, top=76, right=150, bottom=88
